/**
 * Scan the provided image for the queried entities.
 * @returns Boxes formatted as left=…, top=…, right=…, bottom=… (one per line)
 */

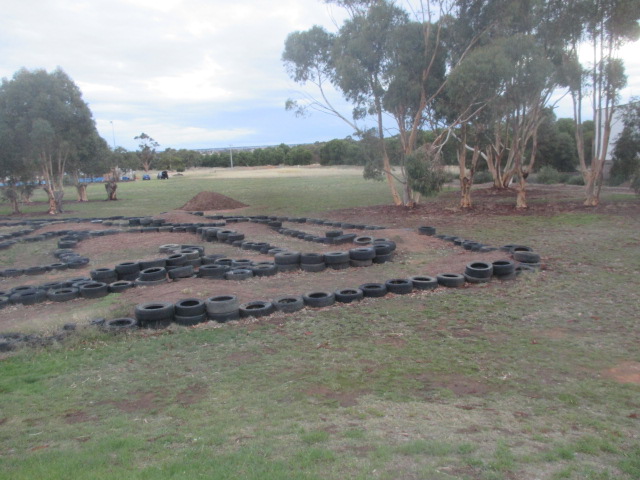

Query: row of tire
left=190, top=212, right=386, bottom=232
left=419, top=225, right=543, bottom=270
left=105, top=258, right=523, bottom=330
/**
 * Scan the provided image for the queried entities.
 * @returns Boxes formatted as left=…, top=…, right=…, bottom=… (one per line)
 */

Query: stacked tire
left=205, top=295, right=240, bottom=322
left=300, top=253, right=325, bottom=272
left=135, top=302, right=174, bottom=329
left=174, top=298, right=207, bottom=326
left=274, top=251, right=300, bottom=273
left=464, top=261, right=493, bottom=284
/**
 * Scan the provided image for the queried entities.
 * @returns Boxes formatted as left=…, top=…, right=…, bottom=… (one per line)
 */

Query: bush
left=406, top=147, right=446, bottom=198
left=534, top=166, right=561, bottom=184
left=567, top=174, right=585, bottom=186
left=631, top=166, right=640, bottom=196
left=473, top=170, right=493, bottom=184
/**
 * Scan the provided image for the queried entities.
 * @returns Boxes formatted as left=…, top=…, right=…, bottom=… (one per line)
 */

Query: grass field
left=1, top=168, right=639, bottom=479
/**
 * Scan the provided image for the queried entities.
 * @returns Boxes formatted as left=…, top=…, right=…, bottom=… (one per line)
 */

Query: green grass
left=1, top=172, right=639, bottom=479
left=0, top=171, right=393, bottom=217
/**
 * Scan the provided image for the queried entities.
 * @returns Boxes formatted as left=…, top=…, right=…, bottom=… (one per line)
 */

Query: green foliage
left=609, top=99, right=640, bottom=185
left=405, top=146, right=446, bottom=197
left=0, top=67, right=100, bottom=213
left=534, top=166, right=562, bottom=184
left=473, top=170, right=493, bottom=184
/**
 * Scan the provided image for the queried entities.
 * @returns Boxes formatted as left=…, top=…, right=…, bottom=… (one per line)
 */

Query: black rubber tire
left=224, top=269, right=253, bottom=280
left=373, top=239, right=396, bottom=252
left=324, top=251, right=350, bottom=264
left=240, top=301, right=275, bottom=318
left=138, top=267, right=167, bottom=282
left=80, top=282, right=110, bottom=299
left=325, top=230, right=343, bottom=238
left=276, top=264, right=299, bottom=273
left=91, top=268, right=118, bottom=283
left=436, top=273, right=466, bottom=288
left=10, top=290, right=45, bottom=305
left=159, top=243, right=180, bottom=254
left=464, top=262, right=493, bottom=279
left=353, top=236, right=374, bottom=245
left=409, top=276, right=438, bottom=290
left=25, top=266, right=46, bottom=276
left=231, top=259, right=253, bottom=269
left=168, top=265, right=195, bottom=279
left=174, top=313, right=207, bottom=326
left=418, top=226, right=436, bottom=236
left=205, top=295, right=239, bottom=315
left=492, top=260, right=516, bottom=276
left=252, top=264, right=278, bottom=277
left=166, top=253, right=188, bottom=267
left=302, top=291, right=336, bottom=308
left=103, top=317, right=138, bottom=331
left=198, top=264, right=229, bottom=278
left=373, top=243, right=393, bottom=255
left=300, top=263, right=326, bottom=272
left=109, top=281, right=134, bottom=293
left=513, top=251, right=541, bottom=264
left=66, top=257, right=90, bottom=269
left=349, top=247, right=376, bottom=261
left=510, top=245, right=534, bottom=254
left=328, top=262, right=350, bottom=270
left=213, top=258, right=233, bottom=266
left=274, top=251, right=301, bottom=265
left=134, top=302, right=175, bottom=322
left=359, top=283, right=388, bottom=298
left=516, top=264, right=537, bottom=275
left=350, top=259, right=373, bottom=268
left=208, top=310, right=240, bottom=323
left=3, top=268, right=24, bottom=277
left=174, top=298, right=206, bottom=316
left=385, top=278, right=414, bottom=295
left=48, top=263, right=68, bottom=272
left=139, top=258, right=167, bottom=270
left=464, top=273, right=491, bottom=284
left=47, top=287, right=79, bottom=302
left=272, top=295, right=304, bottom=313
left=334, top=288, right=364, bottom=303
left=300, top=253, right=324, bottom=264
left=135, top=277, right=167, bottom=287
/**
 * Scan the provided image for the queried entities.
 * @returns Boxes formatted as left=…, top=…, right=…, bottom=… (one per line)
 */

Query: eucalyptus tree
left=284, top=0, right=479, bottom=206
left=134, top=133, right=160, bottom=172
left=0, top=116, right=34, bottom=214
left=0, top=68, right=98, bottom=214
left=562, top=0, right=640, bottom=205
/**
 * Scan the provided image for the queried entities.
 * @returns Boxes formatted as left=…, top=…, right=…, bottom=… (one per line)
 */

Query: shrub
left=534, top=166, right=561, bottom=184
left=631, top=166, right=640, bottom=196
left=567, top=174, right=585, bottom=186
left=406, top=147, right=446, bottom=197
left=473, top=170, right=493, bottom=184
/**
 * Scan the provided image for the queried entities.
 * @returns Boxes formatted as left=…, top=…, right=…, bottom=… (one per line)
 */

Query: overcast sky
left=1, top=0, right=638, bottom=152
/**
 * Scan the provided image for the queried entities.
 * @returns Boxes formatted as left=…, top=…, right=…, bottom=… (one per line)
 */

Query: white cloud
left=1, top=0, right=637, bottom=150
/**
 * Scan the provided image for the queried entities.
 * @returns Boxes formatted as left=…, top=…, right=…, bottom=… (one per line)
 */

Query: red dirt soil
left=179, top=191, right=247, bottom=211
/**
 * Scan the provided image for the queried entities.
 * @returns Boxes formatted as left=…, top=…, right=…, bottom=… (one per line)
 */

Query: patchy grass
left=1, top=174, right=639, bottom=479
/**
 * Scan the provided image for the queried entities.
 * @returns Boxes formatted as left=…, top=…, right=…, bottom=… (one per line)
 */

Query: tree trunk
left=460, top=176, right=472, bottom=208
left=105, top=181, right=118, bottom=201
left=515, top=174, right=528, bottom=209
left=583, top=169, right=600, bottom=206
left=76, top=184, right=88, bottom=202
left=4, top=187, right=21, bottom=215
left=43, top=185, right=64, bottom=215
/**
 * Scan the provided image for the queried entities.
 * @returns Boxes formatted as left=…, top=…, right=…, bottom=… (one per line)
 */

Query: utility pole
left=110, top=121, right=116, bottom=149
left=229, top=145, right=234, bottom=169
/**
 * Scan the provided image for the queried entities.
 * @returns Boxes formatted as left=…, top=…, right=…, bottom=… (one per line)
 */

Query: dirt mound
left=179, top=191, right=247, bottom=211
